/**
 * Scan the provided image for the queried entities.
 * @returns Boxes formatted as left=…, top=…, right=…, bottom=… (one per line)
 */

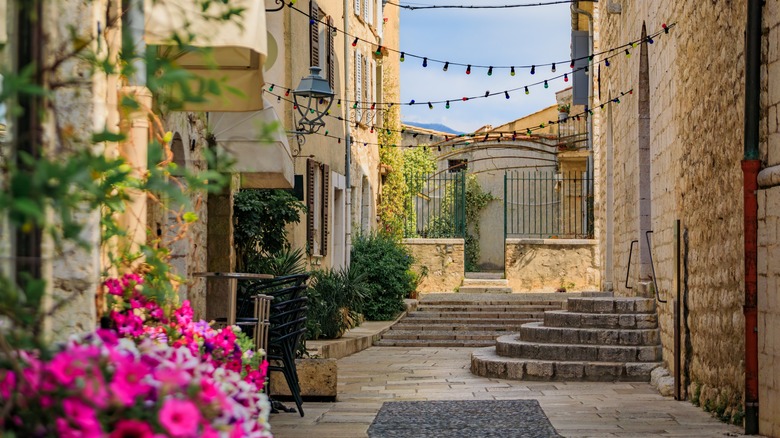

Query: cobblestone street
left=270, top=347, right=754, bottom=438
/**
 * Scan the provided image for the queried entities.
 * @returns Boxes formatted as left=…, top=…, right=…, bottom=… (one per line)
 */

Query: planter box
left=269, top=358, right=338, bottom=401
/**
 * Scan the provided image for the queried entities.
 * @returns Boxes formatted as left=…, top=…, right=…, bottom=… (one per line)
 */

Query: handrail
left=625, top=240, right=638, bottom=289
left=646, top=230, right=667, bottom=303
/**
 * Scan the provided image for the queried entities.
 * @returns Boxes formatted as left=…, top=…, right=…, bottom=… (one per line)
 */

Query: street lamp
left=292, top=66, right=335, bottom=134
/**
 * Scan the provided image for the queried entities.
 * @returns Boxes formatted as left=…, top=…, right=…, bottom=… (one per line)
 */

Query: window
left=355, top=51, right=363, bottom=121
left=448, top=159, right=467, bottom=173
left=354, top=0, right=360, bottom=17
left=363, top=0, right=372, bottom=25
left=307, top=159, right=330, bottom=256
left=327, top=16, right=335, bottom=90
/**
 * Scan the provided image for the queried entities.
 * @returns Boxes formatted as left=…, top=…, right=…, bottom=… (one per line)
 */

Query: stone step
left=518, top=322, right=660, bottom=346
left=464, top=272, right=504, bottom=280
left=566, top=297, right=656, bottom=314
left=381, top=330, right=501, bottom=341
left=494, top=335, right=662, bottom=362
left=407, top=311, right=546, bottom=319
left=544, top=310, right=658, bottom=329
left=403, top=316, right=543, bottom=325
left=580, top=291, right=615, bottom=298
left=457, top=286, right=513, bottom=294
left=470, top=347, right=661, bottom=382
left=390, top=322, right=527, bottom=332
left=416, top=305, right=561, bottom=313
left=419, top=292, right=573, bottom=304
left=374, top=339, right=496, bottom=348
left=419, top=300, right=565, bottom=307
left=462, top=278, right=510, bottom=287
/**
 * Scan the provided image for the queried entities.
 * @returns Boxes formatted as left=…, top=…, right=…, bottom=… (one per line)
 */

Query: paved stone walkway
left=270, top=347, right=756, bottom=437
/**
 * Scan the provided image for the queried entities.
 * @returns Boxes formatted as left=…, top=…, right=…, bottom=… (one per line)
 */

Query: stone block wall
left=758, top=1, right=780, bottom=435
left=596, top=2, right=746, bottom=422
left=403, top=238, right=464, bottom=293
left=505, top=239, right=599, bottom=292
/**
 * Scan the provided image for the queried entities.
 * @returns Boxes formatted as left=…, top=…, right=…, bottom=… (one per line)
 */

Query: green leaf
left=92, top=130, right=126, bottom=143
left=182, top=212, right=199, bottom=223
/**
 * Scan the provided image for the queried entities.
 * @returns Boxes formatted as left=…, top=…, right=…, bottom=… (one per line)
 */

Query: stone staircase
left=471, top=295, right=663, bottom=381
left=458, top=272, right=512, bottom=294
left=374, top=293, right=568, bottom=348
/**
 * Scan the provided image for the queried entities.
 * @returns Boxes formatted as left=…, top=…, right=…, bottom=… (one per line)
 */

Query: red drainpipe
left=742, top=160, right=759, bottom=434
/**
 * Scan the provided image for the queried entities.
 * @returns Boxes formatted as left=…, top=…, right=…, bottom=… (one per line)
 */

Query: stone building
left=265, top=0, right=397, bottom=269
left=588, top=0, right=779, bottom=434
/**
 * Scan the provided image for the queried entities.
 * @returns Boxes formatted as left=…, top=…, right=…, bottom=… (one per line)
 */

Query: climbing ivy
left=401, top=147, right=437, bottom=237
left=377, top=90, right=405, bottom=239
left=464, top=175, right=495, bottom=271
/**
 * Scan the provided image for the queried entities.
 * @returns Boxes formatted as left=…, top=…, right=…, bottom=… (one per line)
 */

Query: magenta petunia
left=109, top=419, right=155, bottom=438
left=158, top=398, right=201, bottom=437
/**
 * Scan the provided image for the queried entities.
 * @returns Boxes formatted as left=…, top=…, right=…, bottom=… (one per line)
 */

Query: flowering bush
left=0, top=273, right=273, bottom=437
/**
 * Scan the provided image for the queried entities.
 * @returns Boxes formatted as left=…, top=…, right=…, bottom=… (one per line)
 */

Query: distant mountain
left=402, top=121, right=464, bottom=135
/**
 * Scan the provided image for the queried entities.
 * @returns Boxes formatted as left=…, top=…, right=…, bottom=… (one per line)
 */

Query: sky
left=397, top=2, right=573, bottom=133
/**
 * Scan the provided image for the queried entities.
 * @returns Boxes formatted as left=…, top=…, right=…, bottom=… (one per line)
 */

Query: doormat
left=367, top=399, right=561, bottom=438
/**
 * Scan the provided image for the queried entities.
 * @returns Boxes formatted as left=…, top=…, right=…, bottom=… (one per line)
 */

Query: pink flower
left=104, top=278, right=124, bottom=296
left=109, top=419, right=155, bottom=438
left=0, top=370, right=16, bottom=399
left=110, top=359, right=152, bottom=406
left=158, top=398, right=201, bottom=437
left=46, top=351, right=85, bottom=386
left=122, top=273, right=144, bottom=288
left=59, top=397, right=102, bottom=437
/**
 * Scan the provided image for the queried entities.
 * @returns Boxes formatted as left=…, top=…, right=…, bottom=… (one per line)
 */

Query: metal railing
left=403, top=171, right=466, bottom=238
left=504, top=170, right=593, bottom=239
left=557, top=115, right=588, bottom=149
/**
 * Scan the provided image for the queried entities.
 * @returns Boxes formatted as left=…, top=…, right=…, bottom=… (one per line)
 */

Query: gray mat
left=367, top=400, right=561, bottom=438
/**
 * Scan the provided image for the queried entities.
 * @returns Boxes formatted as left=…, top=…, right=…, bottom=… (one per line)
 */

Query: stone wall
left=505, top=239, right=599, bottom=292
left=403, top=238, right=464, bottom=293
left=596, top=1, right=746, bottom=424
left=757, top=1, right=780, bottom=435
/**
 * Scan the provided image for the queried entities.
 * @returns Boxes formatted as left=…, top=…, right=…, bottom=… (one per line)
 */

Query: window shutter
left=328, top=16, right=335, bottom=90
left=310, top=0, right=320, bottom=68
left=364, top=0, right=370, bottom=23
left=306, top=158, right=317, bottom=254
left=355, top=51, right=363, bottom=120
left=354, top=0, right=360, bottom=16
left=321, top=164, right=330, bottom=256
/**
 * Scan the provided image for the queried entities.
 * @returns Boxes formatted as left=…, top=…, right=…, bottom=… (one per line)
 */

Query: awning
left=144, top=0, right=267, bottom=112
left=209, top=101, right=293, bottom=189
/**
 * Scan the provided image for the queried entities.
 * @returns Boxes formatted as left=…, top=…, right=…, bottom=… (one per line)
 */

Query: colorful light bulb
left=551, top=63, right=556, bottom=73
left=466, top=65, right=471, bottom=75
left=511, top=66, right=516, bottom=76
left=409, top=100, right=415, bottom=105
left=484, top=91, right=490, bottom=98
left=570, top=59, right=575, bottom=68
left=400, top=52, right=405, bottom=62
left=530, top=65, right=536, bottom=75
left=564, top=73, right=569, bottom=82
left=605, top=59, right=610, bottom=67
left=625, top=49, right=631, bottom=57
left=443, top=62, right=449, bottom=72
left=505, top=91, right=510, bottom=99
left=422, top=57, right=428, bottom=67
left=269, top=84, right=274, bottom=91
left=544, top=80, right=548, bottom=88
left=445, top=101, right=450, bottom=109
left=525, top=86, right=529, bottom=95
left=428, top=102, right=433, bottom=110
left=352, top=37, right=358, bottom=47
left=488, top=66, right=493, bottom=76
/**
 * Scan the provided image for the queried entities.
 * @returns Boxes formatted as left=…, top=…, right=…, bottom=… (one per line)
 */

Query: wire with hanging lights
left=283, top=2, right=675, bottom=75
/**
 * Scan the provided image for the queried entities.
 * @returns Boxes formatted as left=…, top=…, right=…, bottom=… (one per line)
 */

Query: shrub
left=306, top=267, right=367, bottom=340
left=351, top=233, right=416, bottom=321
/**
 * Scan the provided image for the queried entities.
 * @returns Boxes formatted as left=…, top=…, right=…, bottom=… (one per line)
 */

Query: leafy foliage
left=233, top=189, right=306, bottom=272
left=306, top=267, right=368, bottom=340
left=351, top=233, right=416, bottom=320
left=464, top=175, right=495, bottom=271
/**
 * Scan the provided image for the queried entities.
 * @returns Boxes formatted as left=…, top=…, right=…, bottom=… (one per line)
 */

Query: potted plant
left=558, top=104, right=571, bottom=120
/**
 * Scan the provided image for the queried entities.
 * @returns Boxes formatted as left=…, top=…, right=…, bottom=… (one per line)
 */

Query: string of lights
left=386, top=0, right=594, bottom=10
left=285, top=1, right=675, bottom=72
left=267, top=35, right=638, bottom=110
left=264, top=87, right=633, bottom=148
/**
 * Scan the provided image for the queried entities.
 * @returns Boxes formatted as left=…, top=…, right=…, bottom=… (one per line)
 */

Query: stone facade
left=594, top=0, right=757, bottom=427
left=403, top=238, right=464, bottom=293
left=505, top=239, right=599, bottom=292
left=757, top=1, right=780, bottom=434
